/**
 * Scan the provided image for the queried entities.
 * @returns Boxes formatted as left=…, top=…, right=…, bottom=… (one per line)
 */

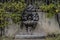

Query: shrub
left=0, top=1, right=26, bottom=28
left=39, top=3, right=60, bottom=18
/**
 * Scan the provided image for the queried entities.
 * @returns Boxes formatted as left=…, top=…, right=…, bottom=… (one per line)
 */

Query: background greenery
left=39, top=0, right=60, bottom=18
left=0, top=0, right=26, bottom=28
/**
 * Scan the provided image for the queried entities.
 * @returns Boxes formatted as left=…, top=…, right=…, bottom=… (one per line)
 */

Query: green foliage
left=0, top=8, right=9, bottom=28
left=0, top=1, right=26, bottom=27
left=3, top=2, right=26, bottom=23
left=39, top=3, right=60, bottom=18
left=4, top=2, right=26, bottom=13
